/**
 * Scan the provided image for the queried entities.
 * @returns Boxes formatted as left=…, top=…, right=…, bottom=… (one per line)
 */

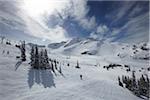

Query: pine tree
left=44, top=49, right=50, bottom=69
left=59, top=66, right=62, bottom=74
left=126, top=76, right=132, bottom=90
left=21, top=41, right=26, bottom=61
left=34, top=45, right=39, bottom=69
left=30, top=46, right=35, bottom=68
left=145, top=74, right=149, bottom=98
left=120, top=73, right=149, bottom=99
left=54, top=59, right=57, bottom=70
left=122, top=75, right=125, bottom=83
left=131, top=71, right=137, bottom=93
left=124, top=76, right=128, bottom=84
left=39, top=49, right=44, bottom=69
left=76, top=60, right=80, bottom=68
left=118, top=76, right=123, bottom=87
left=51, top=61, right=55, bottom=73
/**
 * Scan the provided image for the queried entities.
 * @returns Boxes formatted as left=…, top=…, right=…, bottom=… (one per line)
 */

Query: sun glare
left=22, top=0, right=69, bottom=19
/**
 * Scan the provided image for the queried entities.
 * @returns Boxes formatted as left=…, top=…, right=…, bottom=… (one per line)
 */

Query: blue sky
left=61, top=1, right=149, bottom=42
left=0, top=0, right=149, bottom=44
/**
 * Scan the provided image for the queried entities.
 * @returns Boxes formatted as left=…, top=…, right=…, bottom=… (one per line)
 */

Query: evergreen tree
left=118, top=76, right=123, bottom=87
left=30, top=46, right=35, bottom=68
left=145, top=75, right=149, bottom=98
left=126, top=76, right=132, bottom=90
left=34, top=45, right=39, bottom=69
left=44, top=49, right=50, bottom=69
left=139, top=75, right=148, bottom=97
left=120, top=73, right=149, bottom=99
left=21, top=41, right=26, bottom=61
left=131, top=71, right=137, bottom=93
left=39, top=49, right=44, bottom=69
left=76, top=60, right=80, bottom=68
left=51, top=61, right=55, bottom=73
left=54, top=59, right=57, bottom=70
left=59, top=66, right=62, bottom=74
left=122, top=75, right=125, bottom=83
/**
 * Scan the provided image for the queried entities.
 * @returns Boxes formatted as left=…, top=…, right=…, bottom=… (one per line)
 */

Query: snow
left=0, top=40, right=149, bottom=100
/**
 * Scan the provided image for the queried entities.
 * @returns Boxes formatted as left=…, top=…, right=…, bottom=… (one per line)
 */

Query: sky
left=0, top=0, right=149, bottom=44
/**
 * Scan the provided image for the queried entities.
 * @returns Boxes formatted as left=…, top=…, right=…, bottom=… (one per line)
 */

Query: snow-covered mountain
left=48, top=38, right=150, bottom=60
left=0, top=38, right=149, bottom=100
left=0, top=1, right=149, bottom=100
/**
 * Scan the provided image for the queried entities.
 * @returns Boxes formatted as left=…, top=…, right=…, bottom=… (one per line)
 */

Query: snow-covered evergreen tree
left=131, top=71, right=137, bottom=93
left=59, top=66, right=62, bottom=74
left=44, top=49, right=50, bottom=69
left=34, top=45, right=39, bottom=69
left=118, top=76, right=123, bottom=87
left=54, top=59, right=57, bottom=70
left=76, top=60, right=80, bottom=68
left=51, top=61, right=55, bottom=73
left=21, top=41, right=26, bottom=61
left=30, top=46, right=35, bottom=68
left=39, top=49, right=45, bottom=69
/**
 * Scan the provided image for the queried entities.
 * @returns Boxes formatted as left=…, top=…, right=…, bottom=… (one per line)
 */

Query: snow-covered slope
left=0, top=41, right=149, bottom=100
left=48, top=38, right=149, bottom=60
left=48, top=41, right=67, bottom=49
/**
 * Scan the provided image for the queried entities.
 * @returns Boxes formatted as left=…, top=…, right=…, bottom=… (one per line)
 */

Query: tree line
left=29, top=45, right=63, bottom=75
left=118, top=71, right=149, bottom=99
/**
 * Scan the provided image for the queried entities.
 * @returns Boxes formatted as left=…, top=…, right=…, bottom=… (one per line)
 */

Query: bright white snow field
left=0, top=39, right=149, bottom=100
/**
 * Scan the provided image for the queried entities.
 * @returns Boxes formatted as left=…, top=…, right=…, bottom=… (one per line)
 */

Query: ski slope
left=0, top=43, right=149, bottom=100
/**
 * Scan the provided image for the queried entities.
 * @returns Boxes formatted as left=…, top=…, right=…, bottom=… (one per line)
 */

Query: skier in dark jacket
left=80, top=75, right=83, bottom=80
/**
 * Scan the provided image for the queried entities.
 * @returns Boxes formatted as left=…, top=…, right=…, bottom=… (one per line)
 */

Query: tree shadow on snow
left=28, top=68, right=55, bottom=88
left=15, top=60, right=22, bottom=71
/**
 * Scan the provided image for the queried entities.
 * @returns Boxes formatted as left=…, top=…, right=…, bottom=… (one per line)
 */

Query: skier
left=80, top=75, right=83, bottom=80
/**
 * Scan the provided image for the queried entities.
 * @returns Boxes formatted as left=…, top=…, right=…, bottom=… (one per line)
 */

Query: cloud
left=96, top=25, right=109, bottom=35
left=0, top=0, right=96, bottom=43
left=103, top=1, right=149, bottom=43
left=65, top=0, right=97, bottom=30
left=18, top=11, right=69, bottom=43
left=0, top=0, right=70, bottom=43
left=128, top=4, right=143, bottom=18
left=19, top=0, right=97, bottom=42
left=0, top=0, right=28, bottom=39
left=21, top=0, right=148, bottom=43
left=90, top=24, right=110, bottom=40
left=112, top=12, right=149, bottom=43
left=114, top=2, right=135, bottom=20
left=0, top=0, right=149, bottom=44
left=80, top=16, right=96, bottom=30
left=105, top=1, right=136, bottom=26
left=111, top=28, right=121, bottom=36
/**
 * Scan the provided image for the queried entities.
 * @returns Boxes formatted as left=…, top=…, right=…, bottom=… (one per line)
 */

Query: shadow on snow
left=15, top=60, right=22, bottom=71
left=28, top=68, right=55, bottom=88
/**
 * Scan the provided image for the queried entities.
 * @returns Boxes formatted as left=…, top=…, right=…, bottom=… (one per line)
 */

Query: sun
left=22, top=0, right=69, bottom=19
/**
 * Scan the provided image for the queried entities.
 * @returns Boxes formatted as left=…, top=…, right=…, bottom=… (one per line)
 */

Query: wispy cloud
left=116, top=12, right=149, bottom=43
left=0, top=0, right=149, bottom=43
left=20, top=0, right=96, bottom=42
left=63, top=0, right=97, bottom=30
left=0, top=0, right=70, bottom=43
left=99, top=1, right=149, bottom=43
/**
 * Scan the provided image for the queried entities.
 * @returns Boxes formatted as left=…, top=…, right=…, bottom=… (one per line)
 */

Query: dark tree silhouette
left=34, top=45, right=39, bottom=69
left=20, top=41, right=26, bottom=61
left=30, top=46, right=35, bottom=67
